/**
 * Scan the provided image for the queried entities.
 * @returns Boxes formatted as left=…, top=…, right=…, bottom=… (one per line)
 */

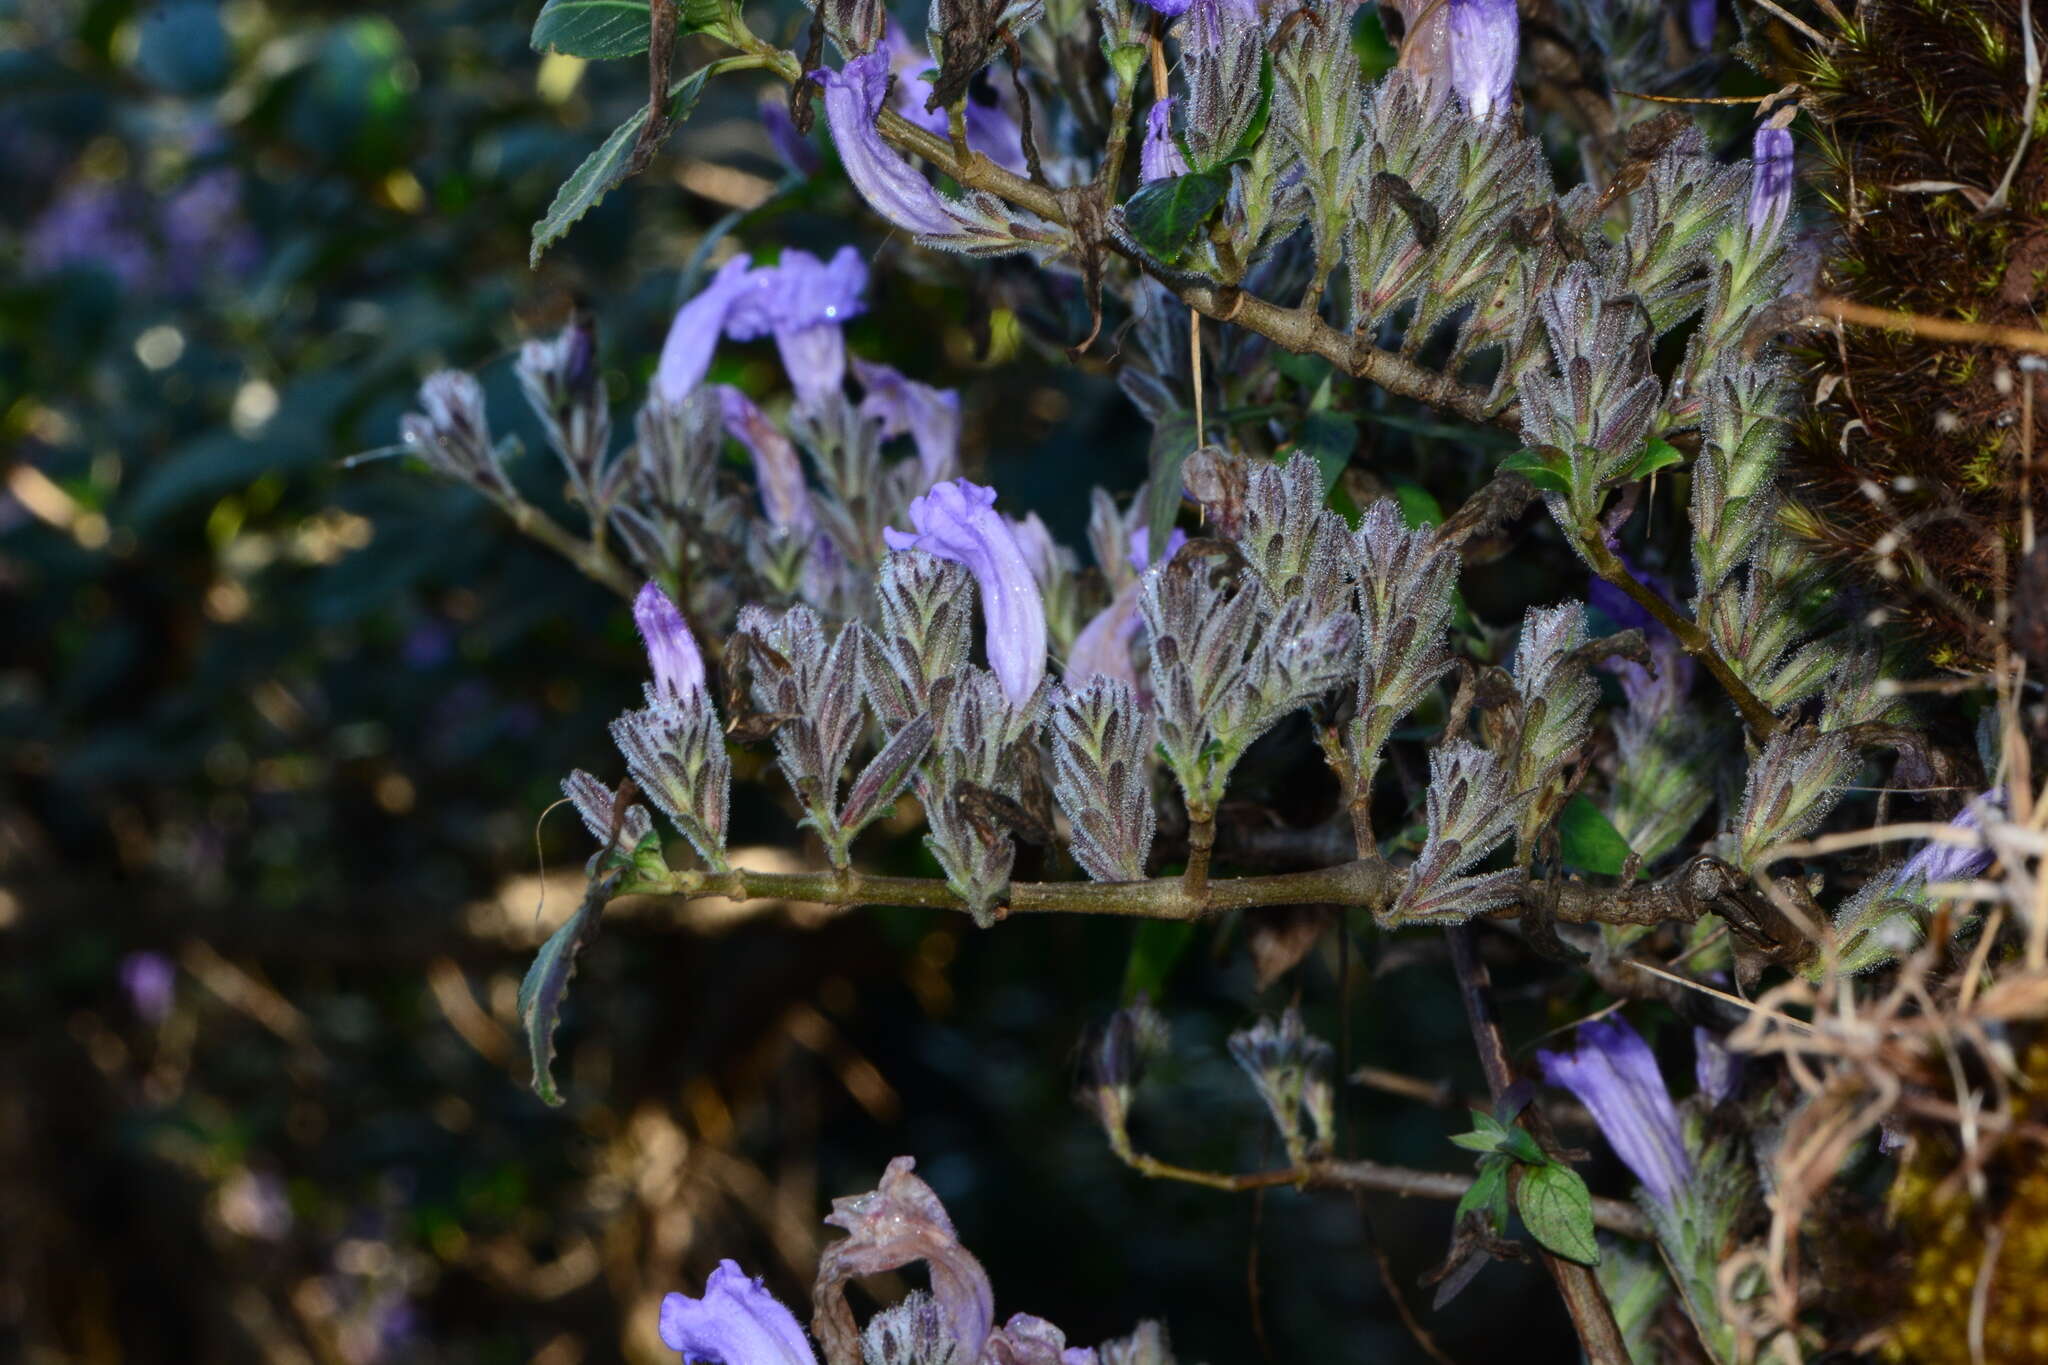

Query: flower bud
left=400, top=370, right=511, bottom=498
left=1448, top=0, right=1518, bottom=122
left=1747, top=123, right=1796, bottom=243
left=633, top=582, right=706, bottom=703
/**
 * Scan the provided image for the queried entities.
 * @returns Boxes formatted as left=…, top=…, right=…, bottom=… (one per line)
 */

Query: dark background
left=0, top=2, right=1600, bottom=1360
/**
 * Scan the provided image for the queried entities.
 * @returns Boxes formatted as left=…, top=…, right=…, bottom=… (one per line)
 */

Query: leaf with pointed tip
left=1498, top=447, right=1573, bottom=496
left=516, top=872, right=617, bottom=1107
left=838, top=713, right=935, bottom=835
left=530, top=67, right=709, bottom=264
left=1626, top=437, right=1684, bottom=480
left=1457, top=1155, right=1511, bottom=1234
left=1517, top=1162, right=1599, bottom=1265
left=1558, top=795, right=1635, bottom=877
left=1122, top=169, right=1229, bottom=263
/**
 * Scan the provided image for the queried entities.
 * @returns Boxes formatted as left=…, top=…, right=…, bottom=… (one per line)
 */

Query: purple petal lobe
left=1537, top=1015, right=1690, bottom=1210
left=884, top=480, right=1047, bottom=707
left=657, top=255, right=754, bottom=402
left=1449, top=0, right=1518, bottom=121
left=658, top=1260, right=817, bottom=1365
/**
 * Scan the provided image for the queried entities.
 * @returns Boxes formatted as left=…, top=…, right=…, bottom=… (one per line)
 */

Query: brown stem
left=1446, top=926, right=1630, bottom=1365
left=1118, top=1149, right=1654, bottom=1240
left=1580, top=533, right=1782, bottom=740
left=498, top=495, right=640, bottom=601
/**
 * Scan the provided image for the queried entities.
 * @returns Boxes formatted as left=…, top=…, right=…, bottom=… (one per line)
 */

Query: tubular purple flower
left=816, top=54, right=985, bottom=238
left=726, top=247, right=869, bottom=411
left=634, top=582, right=706, bottom=702
left=1891, top=793, right=1999, bottom=888
left=760, top=91, right=821, bottom=175
left=1065, top=583, right=1144, bottom=689
left=1136, top=0, right=1193, bottom=13
left=853, top=357, right=961, bottom=480
left=884, top=479, right=1047, bottom=708
left=1694, top=1027, right=1741, bottom=1104
left=1748, top=123, right=1796, bottom=242
left=1687, top=0, right=1717, bottom=50
left=1448, top=0, right=1518, bottom=122
left=881, top=24, right=1030, bottom=174
left=1537, top=1015, right=1691, bottom=1209
left=1141, top=101, right=1188, bottom=183
left=656, top=255, right=754, bottom=403
left=1126, top=526, right=1188, bottom=573
left=658, top=1260, right=818, bottom=1365
left=719, top=386, right=815, bottom=535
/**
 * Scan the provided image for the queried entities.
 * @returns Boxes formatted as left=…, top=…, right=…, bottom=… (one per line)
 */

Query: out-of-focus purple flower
left=1892, top=793, right=2000, bottom=889
left=815, top=54, right=1008, bottom=244
left=161, top=168, right=262, bottom=293
left=725, top=246, right=869, bottom=411
left=121, top=951, right=176, bottom=1024
left=1687, top=0, right=1717, bottom=50
left=854, top=357, right=961, bottom=481
left=1589, top=557, right=1694, bottom=724
left=1066, top=584, right=1144, bottom=689
left=719, top=386, right=815, bottom=534
left=1140, top=101, right=1188, bottom=183
left=1009, top=512, right=1063, bottom=589
left=25, top=182, right=153, bottom=289
left=760, top=90, right=821, bottom=175
left=1693, top=1027, right=1740, bottom=1104
left=817, top=1157, right=995, bottom=1363
left=656, top=255, right=755, bottom=403
left=1448, top=0, right=1519, bottom=122
left=1136, top=0, right=1193, bottom=14
left=659, top=1260, right=818, bottom=1365
left=401, top=622, right=453, bottom=670
left=1538, top=1015, right=1691, bottom=1210
left=1126, top=526, right=1188, bottom=573
left=1748, top=124, right=1795, bottom=242
left=634, top=582, right=706, bottom=702
left=885, top=479, right=1047, bottom=708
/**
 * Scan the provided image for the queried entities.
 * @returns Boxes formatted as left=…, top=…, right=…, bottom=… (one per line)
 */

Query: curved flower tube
left=655, top=255, right=755, bottom=403
left=718, top=386, right=815, bottom=535
left=659, top=1260, right=817, bottom=1365
left=1537, top=1015, right=1690, bottom=1210
left=634, top=581, right=706, bottom=701
left=884, top=479, right=1047, bottom=707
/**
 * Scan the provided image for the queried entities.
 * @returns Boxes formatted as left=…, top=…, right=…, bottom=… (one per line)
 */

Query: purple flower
left=634, top=582, right=706, bottom=702
left=25, top=182, right=153, bottom=289
left=1126, top=526, right=1188, bottom=573
left=120, top=951, right=176, bottom=1024
left=719, top=386, right=815, bottom=535
left=1748, top=124, right=1795, bottom=242
left=1448, top=0, right=1519, bottom=122
left=659, top=1260, right=818, bottom=1365
left=1136, top=0, right=1193, bottom=13
left=854, top=357, right=961, bottom=481
left=160, top=168, right=262, bottom=293
left=1538, top=1015, right=1690, bottom=1210
left=882, top=24, right=1030, bottom=174
left=1892, top=793, right=1999, bottom=888
left=725, top=246, right=869, bottom=411
left=1589, top=557, right=1693, bottom=725
left=656, top=255, right=755, bottom=403
left=1694, top=1027, right=1741, bottom=1104
left=814, top=54, right=1009, bottom=245
left=817, top=1157, right=995, bottom=1363
left=1140, top=101, right=1188, bottom=183
left=760, top=91, right=820, bottom=175
left=1066, top=583, right=1144, bottom=689
left=885, top=480, right=1047, bottom=708
left=1687, top=0, right=1717, bottom=50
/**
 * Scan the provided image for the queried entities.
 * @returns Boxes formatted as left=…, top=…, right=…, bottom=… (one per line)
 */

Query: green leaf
left=1627, top=437, right=1685, bottom=480
left=530, top=67, right=708, bottom=264
left=1516, top=1162, right=1601, bottom=1265
left=516, top=872, right=617, bottom=1107
left=532, top=0, right=652, bottom=58
left=1123, top=919, right=1198, bottom=1001
left=1296, top=410, right=1358, bottom=496
left=1450, top=1109, right=1511, bottom=1152
left=1498, top=447, right=1573, bottom=496
left=1498, top=1125, right=1547, bottom=1165
left=1122, top=169, right=1229, bottom=263
left=1146, top=410, right=1198, bottom=562
left=1558, top=794, right=1636, bottom=877
left=1457, top=1155, right=1511, bottom=1234
left=1390, top=480, right=1444, bottom=528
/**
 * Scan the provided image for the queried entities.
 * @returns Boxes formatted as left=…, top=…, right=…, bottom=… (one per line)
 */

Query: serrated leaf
left=1516, top=1162, right=1600, bottom=1265
left=532, top=0, right=652, bottom=58
left=1146, top=411, right=1198, bottom=562
left=1498, top=447, right=1573, bottom=496
left=530, top=67, right=708, bottom=264
left=1123, top=918, right=1198, bottom=1001
left=838, top=712, right=935, bottom=835
left=516, top=872, right=617, bottom=1107
left=1558, top=794, right=1635, bottom=877
left=1122, top=169, right=1229, bottom=262
left=1457, top=1155, right=1511, bottom=1234
left=1627, top=437, right=1684, bottom=480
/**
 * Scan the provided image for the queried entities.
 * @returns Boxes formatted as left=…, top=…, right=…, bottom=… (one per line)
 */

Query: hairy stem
left=496, top=494, right=639, bottom=600
left=1580, top=533, right=1782, bottom=739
